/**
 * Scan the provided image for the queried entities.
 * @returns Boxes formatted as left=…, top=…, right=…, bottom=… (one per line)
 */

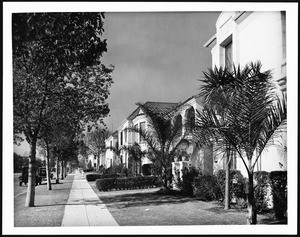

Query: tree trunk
left=64, top=161, right=67, bottom=177
left=139, top=159, right=142, bottom=175
left=46, top=143, right=52, bottom=190
left=97, top=155, right=100, bottom=172
left=61, top=160, right=64, bottom=180
left=247, top=172, right=257, bottom=224
left=161, top=165, right=168, bottom=190
left=25, top=137, right=37, bottom=207
left=224, top=152, right=231, bottom=210
left=56, top=157, right=60, bottom=183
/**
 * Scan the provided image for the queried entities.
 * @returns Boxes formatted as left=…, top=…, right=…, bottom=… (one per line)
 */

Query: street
left=14, top=173, right=29, bottom=198
left=14, top=172, right=52, bottom=198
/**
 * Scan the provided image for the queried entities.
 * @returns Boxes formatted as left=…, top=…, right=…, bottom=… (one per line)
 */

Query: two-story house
left=204, top=11, right=287, bottom=176
left=105, top=130, right=118, bottom=168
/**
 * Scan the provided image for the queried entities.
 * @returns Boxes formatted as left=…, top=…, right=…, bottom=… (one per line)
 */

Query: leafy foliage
left=14, top=153, right=28, bottom=173
left=192, top=175, right=222, bottom=201
left=13, top=13, right=114, bottom=206
left=253, top=171, right=272, bottom=213
left=104, top=163, right=128, bottom=176
left=269, top=171, right=287, bottom=219
left=176, top=166, right=200, bottom=196
left=86, top=173, right=122, bottom=182
left=195, top=61, right=287, bottom=224
left=95, top=176, right=161, bottom=191
left=123, top=142, right=147, bottom=176
left=216, top=169, right=247, bottom=201
left=128, top=102, right=190, bottom=189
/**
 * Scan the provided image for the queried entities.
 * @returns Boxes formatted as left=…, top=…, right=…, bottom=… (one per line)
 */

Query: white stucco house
left=117, top=102, right=178, bottom=172
left=204, top=11, right=287, bottom=177
left=86, top=151, right=106, bottom=170
left=105, top=130, right=118, bottom=168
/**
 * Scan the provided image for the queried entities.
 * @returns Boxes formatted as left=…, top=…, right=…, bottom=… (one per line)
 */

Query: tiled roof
left=143, top=101, right=179, bottom=114
left=126, top=95, right=204, bottom=122
left=127, top=101, right=178, bottom=121
left=165, top=94, right=204, bottom=115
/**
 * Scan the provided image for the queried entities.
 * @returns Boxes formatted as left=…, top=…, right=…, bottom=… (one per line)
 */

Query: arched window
left=186, top=107, right=195, bottom=133
left=174, top=115, right=182, bottom=136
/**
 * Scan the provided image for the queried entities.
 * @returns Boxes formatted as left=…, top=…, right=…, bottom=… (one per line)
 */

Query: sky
left=13, top=11, right=221, bottom=156
left=101, top=12, right=220, bottom=132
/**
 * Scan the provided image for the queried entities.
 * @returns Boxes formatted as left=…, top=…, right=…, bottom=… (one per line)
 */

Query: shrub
left=142, top=164, right=152, bottom=176
left=95, top=175, right=161, bottom=191
left=269, top=171, right=287, bottom=220
left=83, top=167, right=94, bottom=172
left=104, top=163, right=128, bottom=176
left=95, top=178, right=116, bottom=191
left=216, top=169, right=246, bottom=202
left=86, top=173, right=123, bottom=182
left=192, top=175, right=222, bottom=201
left=254, top=171, right=271, bottom=213
left=176, top=166, right=200, bottom=196
left=149, top=163, right=162, bottom=176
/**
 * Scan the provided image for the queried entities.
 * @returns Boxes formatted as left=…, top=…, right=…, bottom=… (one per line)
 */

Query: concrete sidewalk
left=61, top=170, right=119, bottom=226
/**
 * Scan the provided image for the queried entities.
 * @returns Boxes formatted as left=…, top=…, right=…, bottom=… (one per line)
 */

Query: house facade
left=204, top=11, right=287, bottom=176
left=170, top=95, right=215, bottom=175
left=105, top=130, right=118, bottom=168
left=118, top=102, right=178, bottom=171
left=86, top=152, right=106, bottom=170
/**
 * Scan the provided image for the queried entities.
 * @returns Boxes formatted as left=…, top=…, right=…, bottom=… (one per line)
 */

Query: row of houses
left=87, top=11, right=287, bottom=178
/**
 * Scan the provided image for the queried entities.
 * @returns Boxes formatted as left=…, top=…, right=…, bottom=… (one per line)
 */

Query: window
left=134, top=124, right=139, bottom=143
left=186, top=108, right=195, bottom=133
left=124, top=129, right=127, bottom=143
left=225, top=41, right=233, bottom=70
left=110, top=141, right=112, bottom=149
left=120, top=131, right=123, bottom=145
left=174, top=115, right=182, bottom=136
left=140, top=122, right=146, bottom=142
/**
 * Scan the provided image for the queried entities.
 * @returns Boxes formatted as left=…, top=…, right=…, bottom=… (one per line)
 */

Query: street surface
left=14, top=172, right=54, bottom=198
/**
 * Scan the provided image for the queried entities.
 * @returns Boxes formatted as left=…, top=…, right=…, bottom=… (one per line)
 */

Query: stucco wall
left=208, top=11, right=287, bottom=177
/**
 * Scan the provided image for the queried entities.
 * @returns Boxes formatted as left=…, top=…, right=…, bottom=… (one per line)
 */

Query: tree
left=123, top=142, right=147, bottom=176
left=195, top=61, right=287, bottom=224
left=37, top=142, right=53, bottom=190
left=13, top=13, right=114, bottom=207
left=84, top=128, right=111, bottom=171
left=14, top=153, right=28, bottom=173
left=129, top=102, right=190, bottom=191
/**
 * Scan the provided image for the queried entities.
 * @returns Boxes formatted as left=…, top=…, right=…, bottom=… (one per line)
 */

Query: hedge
left=192, top=175, right=222, bottom=201
left=253, top=171, right=271, bottom=213
left=216, top=169, right=246, bottom=202
left=95, top=175, right=162, bottom=191
left=269, top=171, right=287, bottom=220
left=86, top=173, right=124, bottom=182
left=176, top=167, right=200, bottom=196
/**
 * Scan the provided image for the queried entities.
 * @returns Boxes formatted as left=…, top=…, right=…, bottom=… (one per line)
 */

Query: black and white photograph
left=2, top=1, right=298, bottom=235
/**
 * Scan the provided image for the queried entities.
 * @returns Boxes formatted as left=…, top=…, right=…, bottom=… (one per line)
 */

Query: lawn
left=89, top=181, right=279, bottom=226
left=14, top=174, right=74, bottom=227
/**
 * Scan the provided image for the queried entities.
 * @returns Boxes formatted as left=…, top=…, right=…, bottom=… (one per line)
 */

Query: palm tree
left=122, top=142, right=147, bottom=176
left=107, top=141, right=123, bottom=165
left=128, top=102, right=190, bottom=191
left=195, top=61, right=287, bottom=224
